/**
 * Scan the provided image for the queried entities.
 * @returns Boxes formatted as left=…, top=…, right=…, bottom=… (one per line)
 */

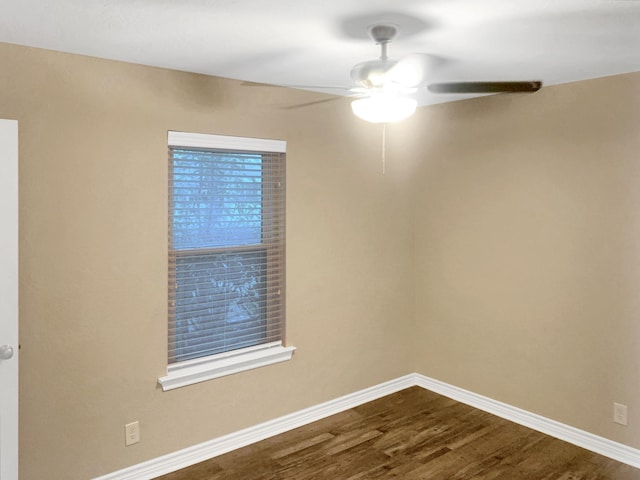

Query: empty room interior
left=0, top=1, right=639, bottom=479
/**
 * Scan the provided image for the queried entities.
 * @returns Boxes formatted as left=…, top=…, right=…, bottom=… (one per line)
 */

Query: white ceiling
left=1, top=0, right=639, bottom=106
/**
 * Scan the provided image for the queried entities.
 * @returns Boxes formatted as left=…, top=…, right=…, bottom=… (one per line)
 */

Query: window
left=159, top=132, right=294, bottom=391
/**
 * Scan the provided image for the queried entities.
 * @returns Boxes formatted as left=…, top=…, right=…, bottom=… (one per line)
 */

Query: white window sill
left=158, top=343, right=296, bottom=391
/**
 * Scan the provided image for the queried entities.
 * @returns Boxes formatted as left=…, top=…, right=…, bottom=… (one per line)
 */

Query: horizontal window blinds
left=168, top=140, right=285, bottom=364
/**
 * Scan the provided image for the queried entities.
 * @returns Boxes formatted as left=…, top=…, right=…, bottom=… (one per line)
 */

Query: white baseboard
left=93, top=374, right=416, bottom=480
left=413, top=373, right=640, bottom=469
left=95, top=373, right=640, bottom=479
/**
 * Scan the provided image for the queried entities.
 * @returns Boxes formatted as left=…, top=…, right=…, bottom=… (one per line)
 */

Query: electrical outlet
left=124, top=421, right=140, bottom=446
left=613, top=403, right=628, bottom=426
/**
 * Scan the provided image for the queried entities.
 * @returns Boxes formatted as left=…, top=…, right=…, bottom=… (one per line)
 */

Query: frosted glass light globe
left=351, top=95, right=417, bottom=123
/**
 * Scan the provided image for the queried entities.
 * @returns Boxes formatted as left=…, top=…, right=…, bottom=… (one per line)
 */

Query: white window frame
left=159, top=131, right=294, bottom=391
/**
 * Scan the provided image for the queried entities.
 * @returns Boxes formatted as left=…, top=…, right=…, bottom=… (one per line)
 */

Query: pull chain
left=382, top=123, right=387, bottom=175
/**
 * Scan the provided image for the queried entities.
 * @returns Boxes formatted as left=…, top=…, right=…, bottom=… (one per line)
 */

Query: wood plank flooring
left=154, top=387, right=640, bottom=479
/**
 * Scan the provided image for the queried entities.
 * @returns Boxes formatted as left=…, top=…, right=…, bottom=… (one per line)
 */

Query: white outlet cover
left=125, top=421, right=140, bottom=446
left=613, top=403, right=628, bottom=426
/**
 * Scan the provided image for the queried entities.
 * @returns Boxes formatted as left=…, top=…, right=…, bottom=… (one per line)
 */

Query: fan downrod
left=368, top=24, right=398, bottom=60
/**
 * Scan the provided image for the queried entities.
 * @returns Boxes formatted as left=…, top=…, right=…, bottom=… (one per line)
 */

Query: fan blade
left=241, top=81, right=371, bottom=100
left=283, top=98, right=341, bottom=110
left=428, top=81, right=542, bottom=94
left=242, top=81, right=357, bottom=92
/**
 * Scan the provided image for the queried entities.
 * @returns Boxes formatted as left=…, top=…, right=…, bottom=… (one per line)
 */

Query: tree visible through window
left=168, top=137, right=285, bottom=365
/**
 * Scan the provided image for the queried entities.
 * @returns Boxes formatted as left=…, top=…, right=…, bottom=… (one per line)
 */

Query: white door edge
left=0, top=118, right=19, bottom=480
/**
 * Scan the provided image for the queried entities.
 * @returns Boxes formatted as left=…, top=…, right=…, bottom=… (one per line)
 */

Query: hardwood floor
left=155, top=387, right=640, bottom=479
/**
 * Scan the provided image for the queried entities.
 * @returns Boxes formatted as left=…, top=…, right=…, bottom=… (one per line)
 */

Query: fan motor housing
left=350, top=59, right=398, bottom=88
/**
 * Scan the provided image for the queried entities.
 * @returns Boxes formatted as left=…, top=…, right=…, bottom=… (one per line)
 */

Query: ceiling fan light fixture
left=351, top=95, right=417, bottom=123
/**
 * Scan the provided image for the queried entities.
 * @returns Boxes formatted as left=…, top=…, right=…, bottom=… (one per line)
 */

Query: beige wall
left=0, top=42, right=414, bottom=479
left=411, top=72, right=640, bottom=449
left=1, top=40, right=638, bottom=479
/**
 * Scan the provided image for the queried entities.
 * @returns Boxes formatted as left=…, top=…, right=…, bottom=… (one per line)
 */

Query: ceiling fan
left=312, top=23, right=543, bottom=123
